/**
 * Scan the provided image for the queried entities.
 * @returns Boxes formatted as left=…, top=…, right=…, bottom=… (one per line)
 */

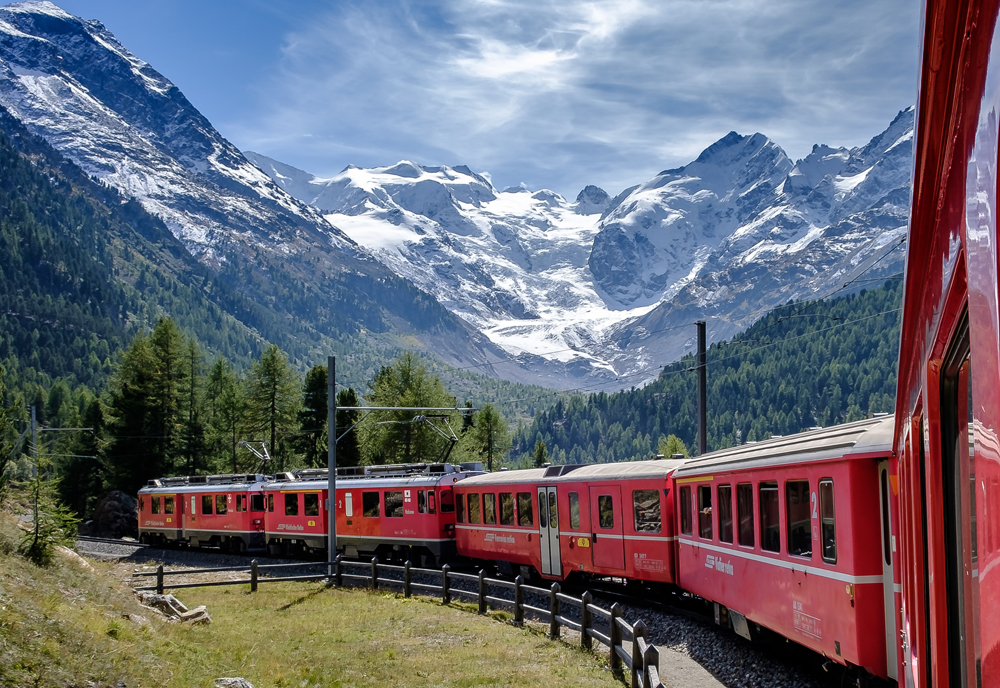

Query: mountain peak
left=4, top=1, right=74, bottom=19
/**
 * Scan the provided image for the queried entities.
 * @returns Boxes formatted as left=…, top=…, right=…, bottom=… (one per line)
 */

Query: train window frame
left=679, top=485, right=692, bottom=535
left=202, top=495, right=213, bottom=515
left=598, top=495, right=614, bottom=529
left=698, top=485, right=713, bottom=539
left=632, top=489, right=661, bottom=533
left=499, top=493, right=515, bottom=526
left=483, top=493, right=496, bottom=525
left=384, top=491, right=404, bottom=518
left=438, top=489, right=453, bottom=513
left=362, top=491, right=380, bottom=518
left=548, top=491, right=558, bottom=529
left=251, top=494, right=264, bottom=512
left=267, top=493, right=274, bottom=513
left=216, top=494, right=228, bottom=516
left=345, top=492, right=354, bottom=518
left=569, top=492, right=581, bottom=529
left=236, top=495, right=244, bottom=513
left=418, top=490, right=427, bottom=514
left=139, top=497, right=145, bottom=512
left=304, top=493, right=320, bottom=517
left=428, top=491, right=437, bottom=514
left=283, top=493, right=297, bottom=517
left=759, top=482, right=780, bottom=553
left=151, top=496, right=161, bottom=515
left=164, top=496, right=175, bottom=515
left=785, top=480, right=811, bottom=558
left=718, top=484, right=733, bottom=543
left=737, top=483, right=754, bottom=547
left=517, top=492, right=533, bottom=527
left=819, top=478, right=837, bottom=564
left=468, top=493, right=481, bottom=524
left=456, top=493, right=466, bottom=522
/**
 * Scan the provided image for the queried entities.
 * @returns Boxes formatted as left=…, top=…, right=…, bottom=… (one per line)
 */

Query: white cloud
left=232, top=0, right=918, bottom=198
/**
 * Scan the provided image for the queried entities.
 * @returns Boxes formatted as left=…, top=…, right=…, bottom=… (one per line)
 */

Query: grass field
left=0, top=512, right=620, bottom=688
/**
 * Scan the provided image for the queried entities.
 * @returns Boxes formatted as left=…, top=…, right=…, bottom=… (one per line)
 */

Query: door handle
left=592, top=533, right=597, bottom=541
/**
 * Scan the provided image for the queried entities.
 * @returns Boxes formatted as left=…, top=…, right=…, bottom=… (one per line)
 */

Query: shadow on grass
left=277, top=584, right=330, bottom=611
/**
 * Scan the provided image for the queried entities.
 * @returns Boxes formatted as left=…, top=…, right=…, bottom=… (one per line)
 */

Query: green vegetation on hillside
left=511, top=280, right=902, bottom=465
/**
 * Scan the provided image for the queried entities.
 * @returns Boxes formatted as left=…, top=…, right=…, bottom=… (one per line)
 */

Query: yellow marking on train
left=577, top=537, right=591, bottom=548
left=676, top=476, right=713, bottom=484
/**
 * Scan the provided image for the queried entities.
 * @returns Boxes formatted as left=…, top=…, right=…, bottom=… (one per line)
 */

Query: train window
left=679, top=486, right=692, bottom=535
left=251, top=494, right=264, bottom=512
left=698, top=485, right=712, bottom=539
left=418, top=490, right=426, bottom=514
left=500, top=493, right=515, bottom=526
left=283, top=493, right=297, bottom=517
left=468, top=494, right=481, bottom=524
left=517, top=492, right=533, bottom=527
left=236, top=495, right=244, bottom=513
left=362, top=491, right=380, bottom=518
left=164, top=496, right=175, bottom=515
left=438, top=489, right=453, bottom=513
left=569, top=492, right=580, bottom=529
left=267, top=494, right=274, bottom=512
left=539, top=495, right=547, bottom=528
left=820, top=479, right=836, bottom=563
left=548, top=492, right=558, bottom=529
left=139, top=497, right=145, bottom=511
left=456, top=493, right=466, bottom=522
left=785, top=480, right=811, bottom=557
left=633, top=490, right=661, bottom=533
left=483, top=493, right=496, bottom=525
left=384, top=491, right=403, bottom=518
left=202, top=495, right=213, bottom=515
left=151, top=496, right=161, bottom=515
left=737, top=483, right=754, bottom=547
left=718, top=484, right=733, bottom=543
left=598, top=495, right=614, bottom=529
left=428, top=491, right=437, bottom=514
left=304, top=493, right=320, bottom=517
left=759, top=482, right=780, bottom=552
left=216, top=494, right=227, bottom=515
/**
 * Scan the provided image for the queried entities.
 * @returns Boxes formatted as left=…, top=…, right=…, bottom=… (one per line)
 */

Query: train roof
left=674, top=415, right=895, bottom=477
left=455, top=459, right=688, bottom=487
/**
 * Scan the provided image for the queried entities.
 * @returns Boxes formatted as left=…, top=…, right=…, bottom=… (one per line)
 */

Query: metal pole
left=697, top=321, right=707, bottom=456
left=327, top=356, right=337, bottom=573
left=31, top=405, right=37, bottom=479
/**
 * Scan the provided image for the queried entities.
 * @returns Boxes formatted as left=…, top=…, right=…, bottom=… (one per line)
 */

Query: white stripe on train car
left=677, top=538, right=883, bottom=585
left=266, top=533, right=452, bottom=542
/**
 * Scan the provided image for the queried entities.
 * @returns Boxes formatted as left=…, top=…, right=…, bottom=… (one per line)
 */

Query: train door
left=537, top=486, right=561, bottom=577
left=589, top=486, right=625, bottom=570
left=938, top=315, right=980, bottom=686
left=878, top=459, right=898, bottom=681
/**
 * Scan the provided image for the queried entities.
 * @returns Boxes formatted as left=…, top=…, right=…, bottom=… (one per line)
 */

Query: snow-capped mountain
left=251, top=111, right=910, bottom=389
left=0, top=1, right=517, bottom=380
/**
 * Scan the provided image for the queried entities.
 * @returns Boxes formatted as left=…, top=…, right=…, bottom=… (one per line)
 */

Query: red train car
left=137, top=474, right=267, bottom=551
left=673, top=417, right=896, bottom=680
left=898, top=0, right=1000, bottom=684
left=262, top=463, right=482, bottom=565
left=454, top=459, right=686, bottom=583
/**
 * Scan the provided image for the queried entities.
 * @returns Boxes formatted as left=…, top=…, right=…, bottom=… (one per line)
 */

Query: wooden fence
left=134, top=557, right=666, bottom=688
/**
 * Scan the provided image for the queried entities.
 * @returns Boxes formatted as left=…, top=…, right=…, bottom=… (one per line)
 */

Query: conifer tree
left=336, top=387, right=362, bottom=468
left=245, top=344, right=300, bottom=471
left=296, top=365, right=328, bottom=468
left=471, top=403, right=511, bottom=471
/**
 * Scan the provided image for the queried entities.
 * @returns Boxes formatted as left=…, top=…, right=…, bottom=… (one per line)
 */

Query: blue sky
left=53, top=0, right=919, bottom=198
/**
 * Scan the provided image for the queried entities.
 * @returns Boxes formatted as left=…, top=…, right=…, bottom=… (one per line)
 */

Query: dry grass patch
left=157, top=583, right=619, bottom=688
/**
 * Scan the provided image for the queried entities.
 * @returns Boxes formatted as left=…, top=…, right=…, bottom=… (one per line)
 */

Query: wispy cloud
left=233, top=0, right=918, bottom=197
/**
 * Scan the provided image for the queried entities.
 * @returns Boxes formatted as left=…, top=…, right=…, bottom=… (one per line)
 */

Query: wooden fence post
left=549, top=582, right=561, bottom=639
left=581, top=591, right=593, bottom=650
left=514, top=575, right=524, bottom=626
left=371, top=557, right=379, bottom=590
left=478, top=570, right=487, bottom=614
left=643, top=644, right=660, bottom=688
left=156, top=564, right=164, bottom=595
left=631, top=619, right=646, bottom=688
left=334, top=554, right=343, bottom=588
left=441, top=564, right=451, bottom=604
left=404, top=560, right=412, bottom=599
left=609, top=603, right=623, bottom=671
left=250, top=559, right=258, bottom=593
